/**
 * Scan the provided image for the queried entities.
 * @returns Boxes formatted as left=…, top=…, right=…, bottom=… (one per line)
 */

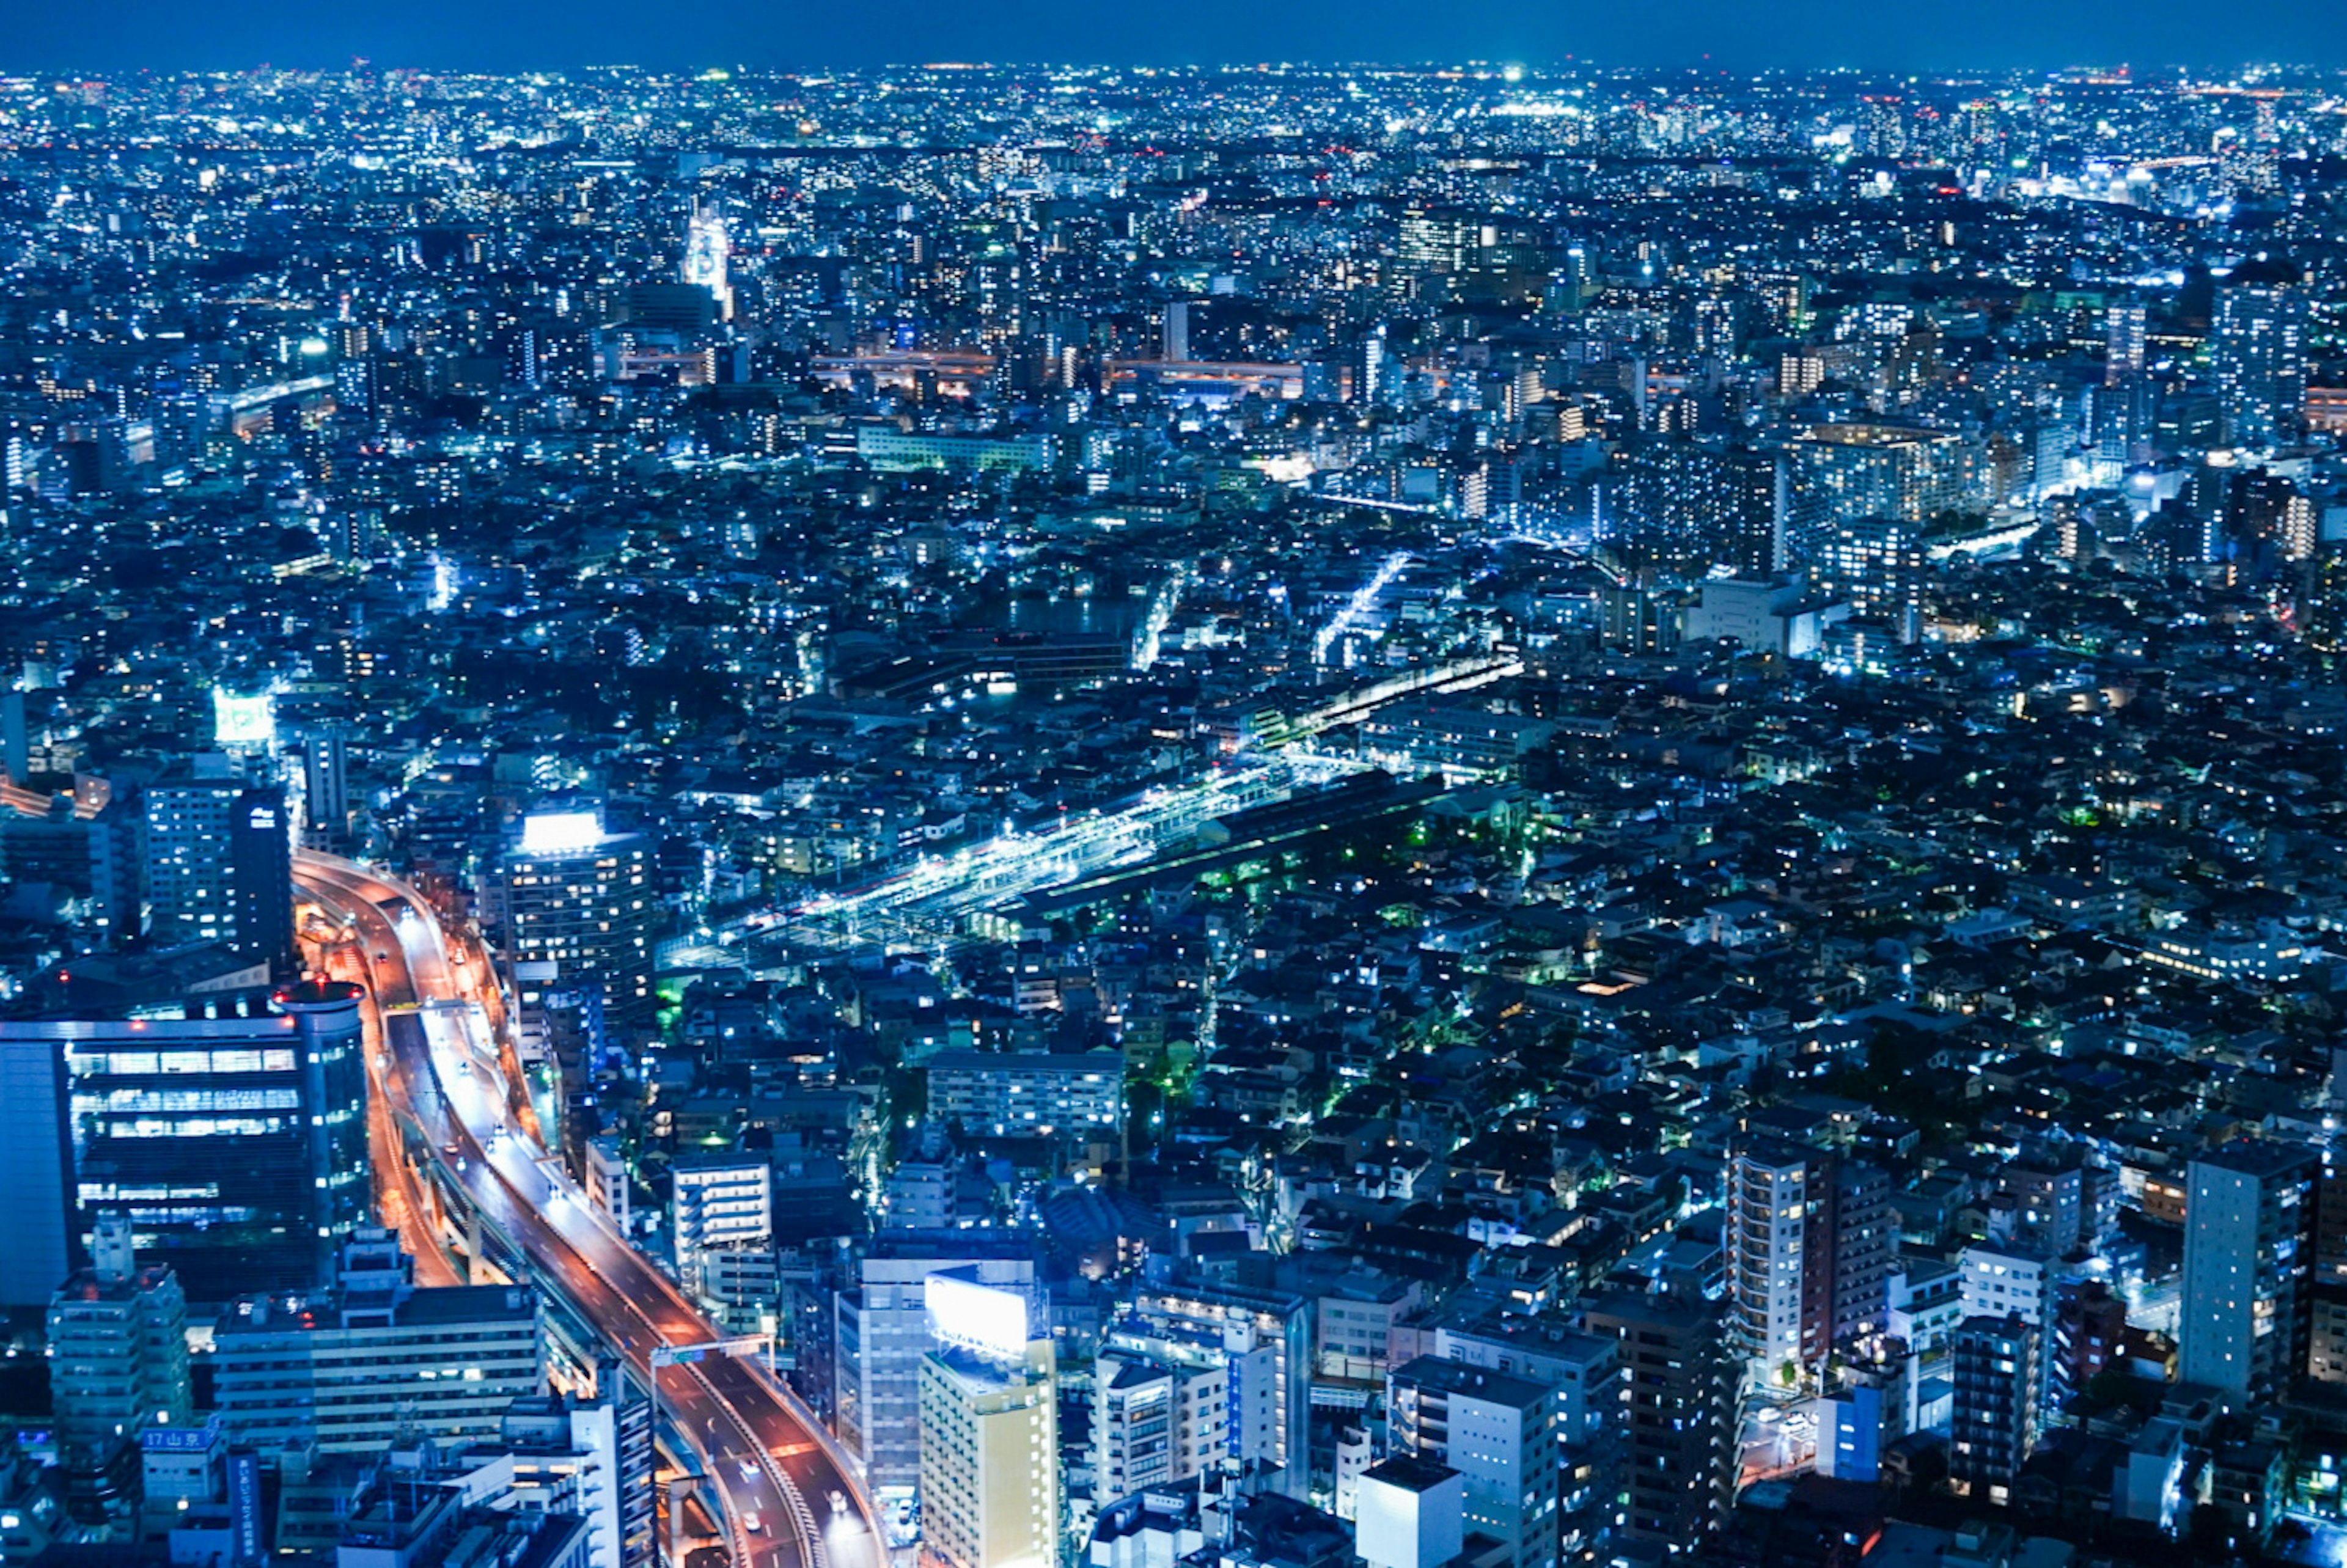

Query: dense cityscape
left=3, top=52, right=2347, bottom=1568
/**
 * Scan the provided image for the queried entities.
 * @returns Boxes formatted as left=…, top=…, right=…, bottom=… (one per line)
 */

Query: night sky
left=7, top=0, right=2346, bottom=78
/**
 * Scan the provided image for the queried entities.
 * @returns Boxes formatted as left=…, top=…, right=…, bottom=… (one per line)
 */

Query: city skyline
left=12, top=3, right=2347, bottom=76
left=2, top=37, right=2346, bottom=1568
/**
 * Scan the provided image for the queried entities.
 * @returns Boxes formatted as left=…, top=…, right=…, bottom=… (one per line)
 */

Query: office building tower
left=2213, top=263, right=2307, bottom=450
left=917, top=1272, right=1059, bottom=1568
left=229, top=788, right=296, bottom=976
left=141, top=770, right=295, bottom=974
left=1725, top=1137, right=1893, bottom=1383
left=1103, top=1278, right=1312, bottom=1498
left=834, top=1232, right=1038, bottom=1501
left=2181, top=1140, right=2318, bottom=1398
left=0, top=1014, right=78, bottom=1311
left=1398, top=207, right=1475, bottom=276
left=1354, top=1457, right=1465, bottom=1568
left=670, top=1154, right=772, bottom=1303
left=141, top=770, right=240, bottom=951
left=1579, top=1292, right=1736, bottom=1550
left=683, top=208, right=732, bottom=320
left=302, top=731, right=350, bottom=851
left=213, top=1230, right=546, bottom=1456
left=501, top=808, right=655, bottom=1024
left=1948, top=1314, right=2040, bottom=1502
left=1, top=977, right=368, bottom=1306
left=47, top=1214, right=194, bottom=1519
left=1386, top=1357, right=1560, bottom=1568
left=1162, top=300, right=1191, bottom=363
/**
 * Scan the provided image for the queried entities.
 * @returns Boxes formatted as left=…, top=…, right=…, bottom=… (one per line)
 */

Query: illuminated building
left=1103, top=1280, right=1311, bottom=1498
left=1810, top=516, right=1928, bottom=643
left=1579, top=1292, right=1736, bottom=1549
left=139, top=764, right=295, bottom=975
left=923, top=1050, right=1122, bottom=1135
left=1091, top=1352, right=1228, bottom=1505
left=1613, top=440, right=1787, bottom=577
left=669, top=1154, right=773, bottom=1305
left=683, top=208, right=732, bottom=320
left=834, top=1234, right=1037, bottom=1500
left=0, top=977, right=367, bottom=1306
left=501, top=809, right=655, bottom=1025
left=212, top=1229, right=546, bottom=1456
left=301, top=730, right=350, bottom=852
left=1385, top=1357, right=1561, bottom=1568
left=1790, top=423, right=1959, bottom=541
left=482, top=1374, right=658, bottom=1568
left=46, top=1214, right=193, bottom=1520
left=1948, top=1314, right=2039, bottom=1503
left=2181, top=1140, right=2317, bottom=1398
left=854, top=428, right=1056, bottom=475
left=1725, top=1137, right=1892, bottom=1381
left=916, top=1270, right=1059, bottom=1568
left=2213, top=263, right=2307, bottom=450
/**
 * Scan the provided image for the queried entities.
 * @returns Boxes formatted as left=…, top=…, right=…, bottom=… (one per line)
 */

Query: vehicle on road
left=741, top=1514, right=762, bottom=1535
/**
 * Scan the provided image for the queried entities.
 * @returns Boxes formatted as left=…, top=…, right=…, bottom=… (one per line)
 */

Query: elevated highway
left=293, top=853, right=880, bottom=1568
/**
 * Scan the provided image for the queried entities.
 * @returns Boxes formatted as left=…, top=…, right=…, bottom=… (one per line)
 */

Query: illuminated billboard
left=212, top=687, right=277, bottom=749
left=926, top=1269, right=1027, bottom=1360
left=519, top=811, right=606, bottom=856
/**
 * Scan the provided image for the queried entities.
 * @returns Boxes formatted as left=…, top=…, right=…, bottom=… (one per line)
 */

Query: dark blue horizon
left=6, top=0, right=2347, bottom=79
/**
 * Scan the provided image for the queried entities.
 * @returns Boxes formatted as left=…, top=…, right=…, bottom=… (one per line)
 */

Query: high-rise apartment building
left=1579, top=1292, right=1736, bottom=1551
left=2181, top=1140, right=2318, bottom=1398
left=670, top=1154, right=772, bottom=1303
left=1948, top=1313, right=2040, bottom=1503
left=1725, top=1137, right=1893, bottom=1383
left=1810, top=516, right=1928, bottom=643
left=2214, top=265, right=2307, bottom=450
left=1103, top=1278, right=1312, bottom=1498
left=1092, top=1352, right=1229, bottom=1506
left=490, top=1369, right=658, bottom=1568
left=301, top=730, right=351, bottom=851
left=501, top=809, right=655, bottom=1024
left=1419, top=1320, right=1621, bottom=1564
left=1790, top=423, right=1960, bottom=538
